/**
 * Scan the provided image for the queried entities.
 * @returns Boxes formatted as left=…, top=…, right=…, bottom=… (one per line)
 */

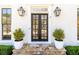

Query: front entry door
left=31, top=14, right=48, bottom=41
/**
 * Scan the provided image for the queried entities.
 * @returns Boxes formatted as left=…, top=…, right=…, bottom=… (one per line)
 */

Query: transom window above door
left=2, top=8, right=11, bottom=40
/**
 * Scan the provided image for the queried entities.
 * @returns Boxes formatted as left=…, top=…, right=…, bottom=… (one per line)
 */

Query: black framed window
left=31, top=14, right=48, bottom=41
left=77, top=8, right=79, bottom=40
left=2, top=8, right=11, bottom=40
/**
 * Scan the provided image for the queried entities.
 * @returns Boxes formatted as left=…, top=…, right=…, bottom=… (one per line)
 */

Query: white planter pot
left=14, top=41, right=23, bottom=49
left=54, top=40, right=64, bottom=49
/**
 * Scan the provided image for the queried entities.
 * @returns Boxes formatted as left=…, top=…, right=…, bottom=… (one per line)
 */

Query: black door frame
left=31, top=13, right=48, bottom=41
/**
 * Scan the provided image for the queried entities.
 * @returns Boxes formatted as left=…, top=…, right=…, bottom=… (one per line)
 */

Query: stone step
left=13, top=44, right=66, bottom=55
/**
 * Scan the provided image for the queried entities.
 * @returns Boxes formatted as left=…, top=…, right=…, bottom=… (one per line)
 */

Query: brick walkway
left=13, top=44, right=66, bottom=55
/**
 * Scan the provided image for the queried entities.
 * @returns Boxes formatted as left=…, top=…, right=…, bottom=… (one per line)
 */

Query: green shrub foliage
left=0, top=45, right=13, bottom=55
left=65, top=46, right=79, bottom=55
left=53, top=29, right=65, bottom=41
left=13, top=28, right=25, bottom=41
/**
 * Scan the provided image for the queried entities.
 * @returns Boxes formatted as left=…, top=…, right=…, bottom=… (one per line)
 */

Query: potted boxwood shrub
left=53, top=29, right=65, bottom=49
left=13, top=28, right=25, bottom=49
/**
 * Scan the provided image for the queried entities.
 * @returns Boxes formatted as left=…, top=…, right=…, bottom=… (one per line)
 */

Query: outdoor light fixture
left=54, top=7, right=61, bottom=17
left=17, top=7, right=25, bottom=16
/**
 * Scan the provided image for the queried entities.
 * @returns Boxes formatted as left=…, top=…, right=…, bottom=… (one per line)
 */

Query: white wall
left=51, top=4, right=78, bottom=46
left=0, top=4, right=78, bottom=46
left=12, top=4, right=32, bottom=44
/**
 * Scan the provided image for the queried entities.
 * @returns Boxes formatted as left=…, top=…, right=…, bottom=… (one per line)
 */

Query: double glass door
left=31, top=14, right=48, bottom=41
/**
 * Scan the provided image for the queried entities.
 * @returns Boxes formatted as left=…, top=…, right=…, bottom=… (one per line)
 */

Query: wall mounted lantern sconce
left=17, top=7, right=25, bottom=16
left=54, top=7, right=61, bottom=17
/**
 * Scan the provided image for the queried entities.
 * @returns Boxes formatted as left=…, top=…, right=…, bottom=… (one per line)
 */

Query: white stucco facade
left=0, top=2, right=79, bottom=46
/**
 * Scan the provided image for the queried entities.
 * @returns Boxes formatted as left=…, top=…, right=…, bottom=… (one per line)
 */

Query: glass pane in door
left=41, top=15, right=48, bottom=40
left=32, top=15, right=39, bottom=40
